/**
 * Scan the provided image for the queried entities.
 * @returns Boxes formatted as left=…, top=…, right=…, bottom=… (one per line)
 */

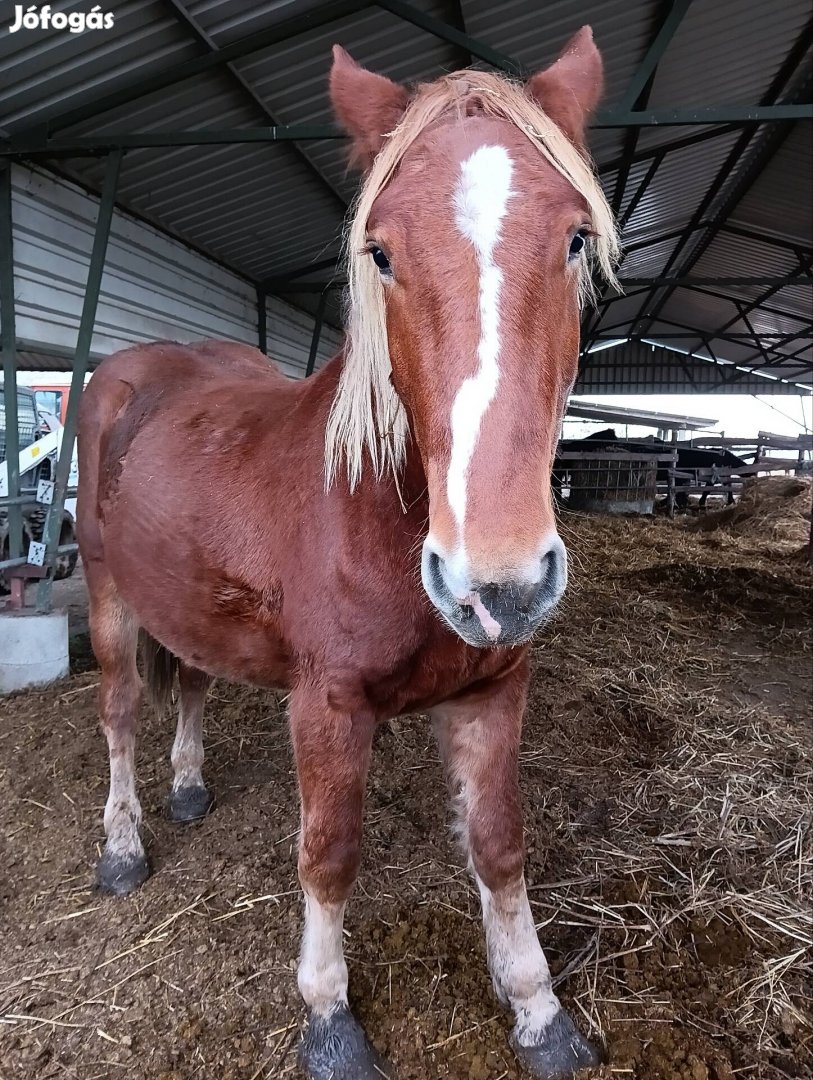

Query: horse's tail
left=139, top=631, right=178, bottom=716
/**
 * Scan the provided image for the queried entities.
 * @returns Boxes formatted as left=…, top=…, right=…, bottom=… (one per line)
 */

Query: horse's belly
left=101, top=507, right=293, bottom=688
left=120, top=568, right=292, bottom=688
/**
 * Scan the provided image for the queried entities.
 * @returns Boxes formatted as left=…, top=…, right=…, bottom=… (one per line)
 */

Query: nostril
left=516, top=575, right=544, bottom=613
left=536, top=547, right=562, bottom=602
left=479, top=549, right=563, bottom=616
left=425, top=549, right=447, bottom=598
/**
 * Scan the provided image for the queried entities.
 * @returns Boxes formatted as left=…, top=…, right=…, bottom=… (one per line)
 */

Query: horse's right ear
left=330, top=45, right=410, bottom=170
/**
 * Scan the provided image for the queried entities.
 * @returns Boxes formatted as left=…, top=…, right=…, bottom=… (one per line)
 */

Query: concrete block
left=0, top=610, right=69, bottom=694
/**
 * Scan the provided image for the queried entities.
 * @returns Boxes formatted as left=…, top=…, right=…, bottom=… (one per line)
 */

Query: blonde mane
left=324, top=69, right=620, bottom=492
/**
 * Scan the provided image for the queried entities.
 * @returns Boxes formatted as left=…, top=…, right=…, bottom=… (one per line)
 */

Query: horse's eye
left=371, top=246, right=392, bottom=274
left=569, top=231, right=587, bottom=259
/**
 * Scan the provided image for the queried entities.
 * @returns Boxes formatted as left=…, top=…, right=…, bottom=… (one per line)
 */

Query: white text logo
left=9, top=5, right=115, bottom=33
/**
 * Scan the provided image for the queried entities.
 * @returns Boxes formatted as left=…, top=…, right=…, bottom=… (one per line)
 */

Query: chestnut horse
left=77, top=28, right=618, bottom=1080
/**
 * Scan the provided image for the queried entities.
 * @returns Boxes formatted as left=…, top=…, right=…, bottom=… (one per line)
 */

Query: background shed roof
left=1, top=0, right=811, bottom=391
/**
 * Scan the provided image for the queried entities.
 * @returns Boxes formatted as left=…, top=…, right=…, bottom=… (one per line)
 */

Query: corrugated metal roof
left=647, top=0, right=811, bottom=109
left=0, top=1, right=197, bottom=132
left=234, top=3, right=459, bottom=205
left=619, top=236, right=683, bottom=279
left=187, top=0, right=331, bottom=46
left=731, top=125, right=813, bottom=242
left=1, top=350, right=77, bottom=374
left=577, top=340, right=810, bottom=395
left=0, top=0, right=810, bottom=391
left=621, top=132, right=744, bottom=241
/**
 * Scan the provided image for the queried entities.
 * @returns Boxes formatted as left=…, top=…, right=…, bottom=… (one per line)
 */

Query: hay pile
left=696, top=474, right=812, bottom=547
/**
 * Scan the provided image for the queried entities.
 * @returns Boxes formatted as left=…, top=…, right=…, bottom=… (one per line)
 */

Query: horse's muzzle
left=421, top=535, right=568, bottom=647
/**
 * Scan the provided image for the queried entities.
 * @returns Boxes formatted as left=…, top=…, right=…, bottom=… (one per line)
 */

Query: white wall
left=264, top=294, right=342, bottom=376
left=6, top=163, right=342, bottom=378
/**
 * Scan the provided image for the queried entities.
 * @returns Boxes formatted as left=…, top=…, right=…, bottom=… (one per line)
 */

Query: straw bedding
left=1, top=512, right=810, bottom=1079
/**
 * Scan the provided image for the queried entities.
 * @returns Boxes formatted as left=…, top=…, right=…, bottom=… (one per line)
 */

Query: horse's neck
left=307, top=351, right=429, bottom=515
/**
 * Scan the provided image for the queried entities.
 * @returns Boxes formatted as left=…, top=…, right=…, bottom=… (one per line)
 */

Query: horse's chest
left=352, top=632, right=514, bottom=718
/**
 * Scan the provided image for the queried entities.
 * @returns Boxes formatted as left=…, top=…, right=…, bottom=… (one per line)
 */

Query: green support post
left=257, top=287, right=267, bottom=354
left=0, top=164, right=23, bottom=570
left=36, top=150, right=123, bottom=612
left=306, top=291, right=329, bottom=377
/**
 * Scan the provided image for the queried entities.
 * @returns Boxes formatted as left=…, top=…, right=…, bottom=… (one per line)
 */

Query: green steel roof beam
left=8, top=0, right=374, bottom=138
left=376, top=0, right=523, bottom=75
left=616, top=0, right=694, bottom=112
left=3, top=105, right=809, bottom=158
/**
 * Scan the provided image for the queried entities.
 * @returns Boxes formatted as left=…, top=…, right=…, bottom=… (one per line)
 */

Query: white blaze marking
left=447, top=145, right=514, bottom=533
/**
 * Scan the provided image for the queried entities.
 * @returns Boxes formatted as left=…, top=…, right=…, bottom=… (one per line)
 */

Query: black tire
left=54, top=516, right=78, bottom=581
left=0, top=512, right=35, bottom=595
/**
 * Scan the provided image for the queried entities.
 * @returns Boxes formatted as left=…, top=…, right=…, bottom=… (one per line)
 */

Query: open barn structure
left=1, top=0, right=812, bottom=607
left=1, top=6, right=813, bottom=1080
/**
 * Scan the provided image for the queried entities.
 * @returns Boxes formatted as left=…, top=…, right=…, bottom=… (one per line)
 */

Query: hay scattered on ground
left=0, top=514, right=811, bottom=1079
left=694, top=475, right=812, bottom=552
left=538, top=513, right=813, bottom=1079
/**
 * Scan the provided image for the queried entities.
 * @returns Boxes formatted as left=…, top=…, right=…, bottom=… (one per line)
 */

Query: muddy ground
left=1, top=514, right=811, bottom=1080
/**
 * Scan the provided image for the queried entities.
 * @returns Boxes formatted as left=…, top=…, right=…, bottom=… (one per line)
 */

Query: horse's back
left=76, top=340, right=301, bottom=562
left=80, top=338, right=294, bottom=461
left=83, top=339, right=286, bottom=409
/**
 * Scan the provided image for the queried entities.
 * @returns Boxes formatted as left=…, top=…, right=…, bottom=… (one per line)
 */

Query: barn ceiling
left=0, top=0, right=811, bottom=392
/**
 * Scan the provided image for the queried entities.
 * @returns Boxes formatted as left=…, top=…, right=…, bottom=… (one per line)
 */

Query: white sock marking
left=103, top=731, right=143, bottom=860
left=475, top=873, right=561, bottom=1045
left=444, top=734, right=561, bottom=1045
left=447, top=145, right=514, bottom=533
left=298, top=893, right=348, bottom=1017
left=171, top=691, right=206, bottom=793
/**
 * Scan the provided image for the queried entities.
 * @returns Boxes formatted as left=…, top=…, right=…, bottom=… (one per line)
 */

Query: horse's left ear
left=330, top=45, right=410, bottom=170
left=525, top=26, right=603, bottom=146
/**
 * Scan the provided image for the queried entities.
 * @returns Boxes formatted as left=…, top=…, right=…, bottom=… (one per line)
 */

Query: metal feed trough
left=556, top=451, right=679, bottom=515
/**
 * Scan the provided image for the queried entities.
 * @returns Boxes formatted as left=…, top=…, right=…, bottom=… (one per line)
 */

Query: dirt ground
left=1, top=513, right=811, bottom=1080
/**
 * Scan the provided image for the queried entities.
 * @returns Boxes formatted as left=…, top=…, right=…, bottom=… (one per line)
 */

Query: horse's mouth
left=421, top=548, right=566, bottom=648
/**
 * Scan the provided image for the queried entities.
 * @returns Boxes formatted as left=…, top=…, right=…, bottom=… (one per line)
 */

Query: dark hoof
left=513, top=1009, right=603, bottom=1079
left=299, top=1005, right=394, bottom=1080
left=96, top=849, right=150, bottom=897
left=168, top=785, right=214, bottom=823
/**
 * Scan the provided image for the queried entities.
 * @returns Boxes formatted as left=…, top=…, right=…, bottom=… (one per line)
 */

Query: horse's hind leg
left=169, top=662, right=214, bottom=822
left=88, top=568, right=149, bottom=896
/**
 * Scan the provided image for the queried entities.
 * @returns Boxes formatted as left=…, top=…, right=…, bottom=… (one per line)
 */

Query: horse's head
left=327, top=29, right=618, bottom=647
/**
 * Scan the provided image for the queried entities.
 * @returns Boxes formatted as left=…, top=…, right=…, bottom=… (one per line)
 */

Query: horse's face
left=370, top=122, right=587, bottom=648
left=331, top=30, right=608, bottom=647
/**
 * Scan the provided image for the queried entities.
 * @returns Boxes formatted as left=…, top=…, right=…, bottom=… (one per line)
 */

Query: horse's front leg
left=432, top=656, right=602, bottom=1080
left=290, top=686, right=392, bottom=1080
